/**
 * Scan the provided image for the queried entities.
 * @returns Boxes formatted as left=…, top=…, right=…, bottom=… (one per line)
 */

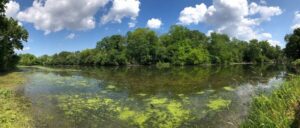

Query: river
left=17, top=65, right=286, bottom=128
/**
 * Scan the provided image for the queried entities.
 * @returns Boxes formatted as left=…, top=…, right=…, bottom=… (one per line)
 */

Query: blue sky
left=4, top=0, right=300, bottom=56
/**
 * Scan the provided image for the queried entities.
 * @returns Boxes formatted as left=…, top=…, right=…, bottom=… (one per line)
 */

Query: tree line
left=19, top=25, right=285, bottom=66
left=0, top=0, right=28, bottom=71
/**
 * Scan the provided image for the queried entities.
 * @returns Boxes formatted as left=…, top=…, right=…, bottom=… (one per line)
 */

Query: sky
left=4, top=0, right=300, bottom=56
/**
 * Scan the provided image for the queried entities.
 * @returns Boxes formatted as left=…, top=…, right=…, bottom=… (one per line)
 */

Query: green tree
left=285, top=28, right=300, bottom=60
left=37, top=55, right=53, bottom=65
left=96, top=35, right=128, bottom=65
left=19, top=54, right=37, bottom=65
left=0, top=3, right=28, bottom=70
left=208, top=33, right=233, bottom=64
left=127, top=28, right=160, bottom=65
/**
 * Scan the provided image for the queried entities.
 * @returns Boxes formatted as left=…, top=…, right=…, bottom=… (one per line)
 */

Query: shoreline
left=0, top=71, right=33, bottom=128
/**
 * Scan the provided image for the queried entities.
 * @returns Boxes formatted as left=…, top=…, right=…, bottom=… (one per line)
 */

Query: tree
left=19, top=54, right=37, bottom=65
left=96, top=35, right=128, bottom=65
left=208, top=33, right=232, bottom=64
left=0, top=0, right=28, bottom=71
left=38, top=55, right=52, bottom=65
left=285, top=28, right=300, bottom=60
left=127, top=28, right=160, bottom=65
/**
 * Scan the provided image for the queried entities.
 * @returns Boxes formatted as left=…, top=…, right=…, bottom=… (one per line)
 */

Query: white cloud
left=17, top=0, right=110, bottom=34
left=179, top=3, right=207, bottom=25
left=128, top=21, right=136, bottom=28
left=206, top=30, right=214, bottom=36
left=15, top=46, right=30, bottom=54
left=146, top=18, right=162, bottom=29
left=66, top=33, right=76, bottom=39
left=292, top=11, right=300, bottom=30
left=268, top=39, right=280, bottom=46
left=249, top=2, right=282, bottom=22
left=5, top=1, right=20, bottom=18
left=101, top=0, right=140, bottom=24
left=178, top=0, right=282, bottom=43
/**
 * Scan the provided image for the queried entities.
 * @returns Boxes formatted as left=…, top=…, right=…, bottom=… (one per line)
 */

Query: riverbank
left=0, top=71, right=32, bottom=128
left=242, top=75, right=300, bottom=128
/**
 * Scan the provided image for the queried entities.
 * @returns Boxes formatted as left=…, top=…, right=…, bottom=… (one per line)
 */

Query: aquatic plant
left=106, top=85, right=116, bottom=89
left=206, top=98, right=231, bottom=111
left=223, top=86, right=235, bottom=91
left=0, top=72, right=33, bottom=128
left=195, top=91, right=205, bottom=95
left=56, top=95, right=193, bottom=128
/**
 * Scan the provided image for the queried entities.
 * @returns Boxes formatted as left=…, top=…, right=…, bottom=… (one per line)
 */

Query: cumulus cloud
left=178, top=0, right=282, bottom=44
left=249, top=2, right=282, bottom=22
left=17, top=0, right=110, bottom=34
left=292, top=11, right=300, bottom=30
left=101, top=0, right=140, bottom=24
left=146, top=18, right=162, bottom=29
left=66, top=33, right=76, bottom=39
left=179, top=3, right=207, bottom=25
left=5, top=1, right=20, bottom=18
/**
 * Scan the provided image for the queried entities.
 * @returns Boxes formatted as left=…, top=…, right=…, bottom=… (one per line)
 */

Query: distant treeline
left=19, top=25, right=285, bottom=66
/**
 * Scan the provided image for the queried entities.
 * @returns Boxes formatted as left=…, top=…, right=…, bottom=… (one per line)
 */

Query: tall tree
left=0, top=0, right=28, bottom=71
left=127, top=28, right=160, bottom=65
left=285, top=28, right=300, bottom=60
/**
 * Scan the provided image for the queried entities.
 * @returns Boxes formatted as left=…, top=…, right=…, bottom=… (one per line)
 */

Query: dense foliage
left=0, top=0, right=28, bottom=71
left=19, top=26, right=283, bottom=66
left=285, top=28, right=300, bottom=61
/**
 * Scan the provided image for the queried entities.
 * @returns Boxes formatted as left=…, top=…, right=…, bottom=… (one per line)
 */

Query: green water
left=18, top=65, right=286, bottom=128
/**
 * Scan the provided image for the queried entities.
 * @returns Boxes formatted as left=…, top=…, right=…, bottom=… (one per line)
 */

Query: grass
left=0, top=72, right=26, bottom=89
left=0, top=71, right=33, bottom=128
left=241, top=75, right=300, bottom=128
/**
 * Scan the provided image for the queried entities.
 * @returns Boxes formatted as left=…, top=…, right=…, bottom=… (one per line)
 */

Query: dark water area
left=18, top=65, right=287, bottom=128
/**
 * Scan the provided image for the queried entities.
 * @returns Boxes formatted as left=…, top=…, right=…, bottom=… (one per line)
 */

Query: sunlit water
left=17, top=65, right=286, bottom=128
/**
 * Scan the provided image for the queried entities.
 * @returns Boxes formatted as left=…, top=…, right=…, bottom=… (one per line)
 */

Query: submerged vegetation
left=0, top=72, right=32, bottom=128
left=242, top=76, right=300, bottom=128
left=206, top=98, right=231, bottom=111
left=56, top=94, right=193, bottom=128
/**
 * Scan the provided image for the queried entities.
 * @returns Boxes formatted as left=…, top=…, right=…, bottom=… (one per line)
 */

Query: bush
left=156, top=62, right=171, bottom=68
left=292, top=59, right=300, bottom=66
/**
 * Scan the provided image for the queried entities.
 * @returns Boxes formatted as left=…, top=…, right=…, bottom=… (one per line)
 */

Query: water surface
left=18, top=65, right=286, bottom=128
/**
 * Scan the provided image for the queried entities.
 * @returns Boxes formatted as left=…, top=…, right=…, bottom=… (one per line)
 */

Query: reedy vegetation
left=242, top=75, right=300, bottom=128
left=19, top=26, right=284, bottom=66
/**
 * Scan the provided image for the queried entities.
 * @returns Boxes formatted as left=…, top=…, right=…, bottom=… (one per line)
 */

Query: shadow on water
left=18, top=64, right=287, bottom=128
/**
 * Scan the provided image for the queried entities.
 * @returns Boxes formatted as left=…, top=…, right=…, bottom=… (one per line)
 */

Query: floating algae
left=207, top=89, right=215, bottom=92
left=177, top=94, right=184, bottom=97
left=207, top=98, right=231, bottom=111
left=106, top=85, right=116, bottom=89
left=195, top=91, right=205, bottom=95
left=223, top=86, right=235, bottom=91
left=137, top=93, right=147, bottom=97
left=147, top=97, right=168, bottom=105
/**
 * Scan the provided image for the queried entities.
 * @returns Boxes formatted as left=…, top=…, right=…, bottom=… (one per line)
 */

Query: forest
left=18, top=25, right=286, bottom=67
